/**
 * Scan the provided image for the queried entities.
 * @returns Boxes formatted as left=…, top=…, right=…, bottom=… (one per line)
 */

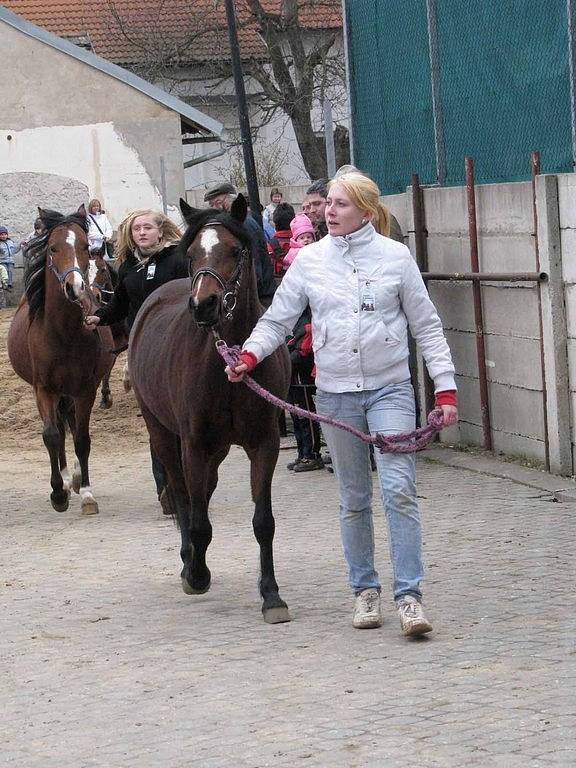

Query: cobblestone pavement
left=1, top=442, right=575, bottom=768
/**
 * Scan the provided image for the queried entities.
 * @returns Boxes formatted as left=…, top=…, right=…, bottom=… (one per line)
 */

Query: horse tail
left=57, top=396, right=75, bottom=432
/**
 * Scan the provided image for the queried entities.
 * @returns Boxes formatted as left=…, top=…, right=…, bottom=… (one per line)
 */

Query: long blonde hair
left=114, top=209, right=182, bottom=265
left=329, top=172, right=390, bottom=236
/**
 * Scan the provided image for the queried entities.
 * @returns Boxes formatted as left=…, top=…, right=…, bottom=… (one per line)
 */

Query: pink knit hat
left=290, top=213, right=314, bottom=241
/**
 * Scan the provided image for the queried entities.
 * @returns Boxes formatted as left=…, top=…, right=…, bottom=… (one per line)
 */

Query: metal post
left=159, top=156, right=167, bottom=214
left=340, top=0, right=355, bottom=164
left=411, top=174, right=435, bottom=417
left=425, top=0, right=446, bottom=185
left=465, top=156, right=492, bottom=451
left=530, top=151, right=551, bottom=470
left=224, top=0, right=262, bottom=225
left=567, top=0, right=576, bottom=169
left=323, top=100, right=336, bottom=177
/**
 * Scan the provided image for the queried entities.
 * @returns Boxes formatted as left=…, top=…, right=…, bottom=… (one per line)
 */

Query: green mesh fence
left=345, top=0, right=574, bottom=194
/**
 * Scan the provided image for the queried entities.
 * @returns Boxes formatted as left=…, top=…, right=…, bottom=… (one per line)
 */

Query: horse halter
left=46, top=229, right=90, bottom=312
left=189, top=221, right=248, bottom=321
left=47, top=252, right=88, bottom=287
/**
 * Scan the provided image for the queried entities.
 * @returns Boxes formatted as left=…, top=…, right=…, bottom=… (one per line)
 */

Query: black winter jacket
left=95, top=243, right=188, bottom=331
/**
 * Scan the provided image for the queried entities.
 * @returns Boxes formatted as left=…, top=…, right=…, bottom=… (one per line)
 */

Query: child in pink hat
left=283, top=213, right=315, bottom=269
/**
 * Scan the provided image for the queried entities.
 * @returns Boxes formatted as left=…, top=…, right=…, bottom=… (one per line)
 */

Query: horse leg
left=245, top=438, right=290, bottom=624
left=71, top=392, right=99, bottom=516
left=138, top=407, right=202, bottom=591
left=99, top=373, right=112, bottom=409
left=57, top=401, right=71, bottom=496
left=35, top=388, right=69, bottom=512
left=179, top=443, right=217, bottom=595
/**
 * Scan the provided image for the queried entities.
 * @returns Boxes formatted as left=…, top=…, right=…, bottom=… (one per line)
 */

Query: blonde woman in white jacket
left=226, top=172, right=458, bottom=637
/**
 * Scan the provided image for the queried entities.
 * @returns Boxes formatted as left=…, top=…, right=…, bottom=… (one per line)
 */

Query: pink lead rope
left=215, top=341, right=444, bottom=454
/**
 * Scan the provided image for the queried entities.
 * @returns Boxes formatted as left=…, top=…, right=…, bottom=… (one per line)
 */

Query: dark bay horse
left=88, top=253, right=129, bottom=408
left=129, top=195, right=291, bottom=623
left=7, top=205, right=114, bottom=515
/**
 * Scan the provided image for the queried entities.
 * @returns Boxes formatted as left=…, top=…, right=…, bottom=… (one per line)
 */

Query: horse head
left=38, top=204, right=92, bottom=312
left=180, top=195, right=252, bottom=328
left=89, top=252, right=116, bottom=306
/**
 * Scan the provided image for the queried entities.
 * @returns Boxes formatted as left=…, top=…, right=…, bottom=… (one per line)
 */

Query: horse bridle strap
left=47, top=253, right=87, bottom=285
left=190, top=222, right=248, bottom=320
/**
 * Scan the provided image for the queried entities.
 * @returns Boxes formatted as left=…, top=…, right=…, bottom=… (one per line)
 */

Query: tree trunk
left=291, top=109, right=327, bottom=179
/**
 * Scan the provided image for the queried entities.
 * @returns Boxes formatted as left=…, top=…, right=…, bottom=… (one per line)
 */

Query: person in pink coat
left=283, top=213, right=315, bottom=269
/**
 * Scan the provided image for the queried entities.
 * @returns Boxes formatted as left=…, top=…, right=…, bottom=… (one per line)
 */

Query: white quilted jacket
left=243, top=223, right=456, bottom=394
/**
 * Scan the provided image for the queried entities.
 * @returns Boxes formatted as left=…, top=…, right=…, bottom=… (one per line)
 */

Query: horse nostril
left=65, top=282, right=76, bottom=300
left=193, top=294, right=219, bottom=325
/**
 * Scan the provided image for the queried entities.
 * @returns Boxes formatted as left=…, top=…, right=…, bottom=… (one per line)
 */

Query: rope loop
left=216, top=342, right=444, bottom=454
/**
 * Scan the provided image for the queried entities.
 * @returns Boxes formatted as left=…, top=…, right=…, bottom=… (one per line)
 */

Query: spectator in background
left=283, top=213, right=315, bottom=270
left=21, top=217, right=47, bottom=270
left=304, top=179, right=328, bottom=238
left=0, top=226, right=20, bottom=290
left=263, top=187, right=283, bottom=226
left=203, top=183, right=276, bottom=307
left=87, top=199, right=114, bottom=257
left=268, top=203, right=295, bottom=281
left=0, top=262, right=8, bottom=308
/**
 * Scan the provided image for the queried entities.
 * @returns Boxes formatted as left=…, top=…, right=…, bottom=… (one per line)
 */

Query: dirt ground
left=0, top=307, right=149, bottom=462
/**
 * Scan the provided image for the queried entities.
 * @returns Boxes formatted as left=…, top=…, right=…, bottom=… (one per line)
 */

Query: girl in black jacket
left=85, top=209, right=185, bottom=332
left=85, top=209, right=185, bottom=508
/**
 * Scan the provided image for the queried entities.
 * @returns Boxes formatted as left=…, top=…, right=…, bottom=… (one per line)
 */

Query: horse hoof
left=263, top=606, right=291, bottom=624
left=81, top=500, right=99, bottom=516
left=99, top=400, right=112, bottom=410
left=51, top=495, right=69, bottom=513
left=181, top=575, right=211, bottom=595
left=72, top=471, right=82, bottom=494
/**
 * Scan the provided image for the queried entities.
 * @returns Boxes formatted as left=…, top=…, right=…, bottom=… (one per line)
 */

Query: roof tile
left=3, top=0, right=342, bottom=65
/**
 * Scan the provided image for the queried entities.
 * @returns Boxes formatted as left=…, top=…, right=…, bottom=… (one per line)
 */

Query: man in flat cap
left=203, top=183, right=276, bottom=306
left=203, top=183, right=237, bottom=209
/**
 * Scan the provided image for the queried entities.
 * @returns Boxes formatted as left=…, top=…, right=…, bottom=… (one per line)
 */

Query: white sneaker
left=396, top=595, right=433, bottom=636
left=353, top=588, right=383, bottom=629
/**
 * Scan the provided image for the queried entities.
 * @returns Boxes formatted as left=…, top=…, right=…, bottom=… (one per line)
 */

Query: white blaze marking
left=65, top=228, right=84, bottom=293
left=200, top=227, right=220, bottom=256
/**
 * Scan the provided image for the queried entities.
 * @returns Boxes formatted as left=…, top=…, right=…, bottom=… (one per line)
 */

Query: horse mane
left=25, top=209, right=88, bottom=322
left=178, top=208, right=253, bottom=263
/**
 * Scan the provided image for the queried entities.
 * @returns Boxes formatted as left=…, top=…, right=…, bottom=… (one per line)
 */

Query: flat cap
left=203, top=182, right=237, bottom=202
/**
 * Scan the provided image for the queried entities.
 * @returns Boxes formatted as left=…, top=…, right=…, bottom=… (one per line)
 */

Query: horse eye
left=50, top=245, right=57, bottom=252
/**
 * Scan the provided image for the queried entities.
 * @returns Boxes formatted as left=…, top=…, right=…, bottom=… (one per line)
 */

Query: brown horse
left=129, top=195, right=291, bottom=623
left=88, top=253, right=129, bottom=408
left=7, top=205, right=114, bottom=515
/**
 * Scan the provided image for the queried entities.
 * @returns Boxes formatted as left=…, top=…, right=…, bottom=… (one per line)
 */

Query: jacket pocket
left=379, top=317, right=400, bottom=345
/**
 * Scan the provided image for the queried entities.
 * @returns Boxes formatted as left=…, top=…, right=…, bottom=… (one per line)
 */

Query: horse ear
left=230, top=193, right=247, bottom=223
left=77, top=203, right=87, bottom=217
left=180, top=198, right=198, bottom=222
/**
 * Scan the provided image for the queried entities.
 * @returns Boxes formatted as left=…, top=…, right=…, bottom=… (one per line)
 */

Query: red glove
left=435, top=390, right=457, bottom=407
left=239, top=351, right=257, bottom=372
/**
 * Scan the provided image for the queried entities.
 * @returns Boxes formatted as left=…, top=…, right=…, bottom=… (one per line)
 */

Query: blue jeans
left=315, top=381, right=423, bottom=601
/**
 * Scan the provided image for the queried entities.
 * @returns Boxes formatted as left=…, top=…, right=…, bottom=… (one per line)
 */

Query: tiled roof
left=2, top=1, right=342, bottom=66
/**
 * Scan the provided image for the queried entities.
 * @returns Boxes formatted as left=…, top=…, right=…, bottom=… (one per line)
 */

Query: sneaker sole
left=353, top=616, right=383, bottom=629
left=401, top=620, right=433, bottom=637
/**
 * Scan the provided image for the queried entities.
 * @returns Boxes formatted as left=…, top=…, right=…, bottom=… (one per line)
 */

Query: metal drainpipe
left=411, top=174, right=435, bottom=417
left=530, top=150, right=551, bottom=471
left=465, top=156, right=492, bottom=451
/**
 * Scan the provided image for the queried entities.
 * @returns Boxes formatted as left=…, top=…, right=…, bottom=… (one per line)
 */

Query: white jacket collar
left=328, top=222, right=376, bottom=256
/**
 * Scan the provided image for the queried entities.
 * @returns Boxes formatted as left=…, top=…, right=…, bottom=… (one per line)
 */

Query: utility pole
left=224, top=0, right=262, bottom=226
